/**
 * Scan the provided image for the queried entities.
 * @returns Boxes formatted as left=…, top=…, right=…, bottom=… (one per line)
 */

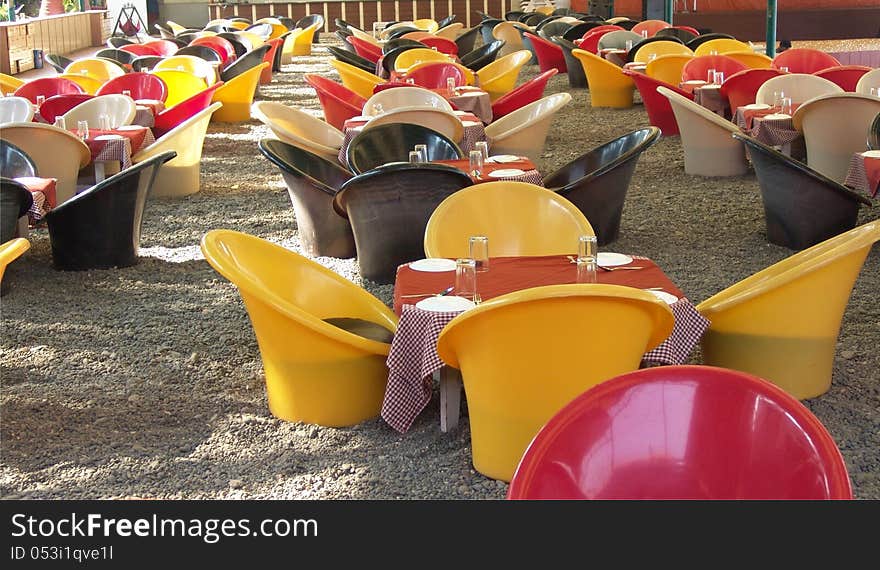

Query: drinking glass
left=469, top=150, right=484, bottom=177
left=780, top=96, right=793, bottom=116
left=454, top=258, right=477, bottom=301
left=98, top=113, right=111, bottom=131
left=577, top=234, right=598, bottom=262
left=641, top=30, right=648, bottom=38
left=713, top=70, right=725, bottom=85
left=414, top=144, right=428, bottom=162
left=53, top=116, right=66, bottom=130
left=446, top=76, right=456, bottom=96
left=35, top=94, right=45, bottom=107
left=772, top=90, right=785, bottom=108
left=648, top=53, right=658, bottom=62
left=709, top=49, right=718, bottom=56
left=409, top=150, right=421, bottom=163
left=122, top=89, right=132, bottom=98
left=780, top=66, right=790, bottom=73
left=869, top=87, right=878, bottom=98
left=576, top=257, right=598, bottom=283
left=469, top=236, right=489, bottom=272
left=706, top=68, right=716, bottom=83
left=76, top=119, right=89, bottom=140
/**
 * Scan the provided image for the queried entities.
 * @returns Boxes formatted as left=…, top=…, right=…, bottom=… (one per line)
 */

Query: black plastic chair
left=326, top=45, right=378, bottom=74
left=454, top=26, right=481, bottom=55
left=95, top=48, right=136, bottom=66
left=44, top=53, right=73, bottom=74
left=552, top=36, right=587, bottom=88
left=258, top=139, right=356, bottom=259
left=615, top=20, right=639, bottom=31
left=174, top=45, right=223, bottom=63
left=504, top=11, right=527, bottom=22
left=175, top=33, right=201, bottom=45
left=733, top=132, right=872, bottom=250
left=521, top=13, right=548, bottom=27
left=346, top=123, right=464, bottom=174
left=245, top=23, right=274, bottom=39
left=868, top=112, right=879, bottom=150
left=278, top=17, right=296, bottom=31
left=537, top=20, right=574, bottom=41
left=460, top=41, right=506, bottom=71
left=273, top=31, right=291, bottom=72
left=44, top=151, right=176, bottom=271
left=544, top=127, right=662, bottom=246
left=131, top=55, right=164, bottom=72
left=562, top=22, right=599, bottom=42
left=154, top=22, right=176, bottom=39
left=335, top=18, right=363, bottom=33
left=382, top=38, right=423, bottom=54
left=296, top=14, right=325, bottom=43
left=217, top=33, right=251, bottom=58
left=332, top=163, right=473, bottom=283
left=437, top=14, right=456, bottom=29
left=220, top=44, right=271, bottom=83
left=480, top=19, right=504, bottom=46
left=686, top=33, right=736, bottom=51
left=387, top=26, right=421, bottom=40
left=382, top=45, right=427, bottom=75
left=335, top=30, right=357, bottom=53
left=625, top=35, right=685, bottom=63
left=1, top=140, right=37, bottom=179
left=655, top=27, right=699, bottom=44
left=0, top=178, right=33, bottom=244
left=107, top=36, right=135, bottom=48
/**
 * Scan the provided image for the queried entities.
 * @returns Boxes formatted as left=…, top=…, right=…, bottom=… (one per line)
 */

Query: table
left=337, top=110, right=487, bottom=166
left=433, top=156, right=543, bottom=186
left=14, top=176, right=55, bottom=224
left=132, top=99, right=165, bottom=128
left=599, top=48, right=627, bottom=67
left=372, top=82, right=493, bottom=124
left=383, top=254, right=710, bottom=434
left=80, top=126, right=156, bottom=183
left=680, top=80, right=729, bottom=118
left=844, top=151, right=880, bottom=198
left=733, top=105, right=804, bottom=157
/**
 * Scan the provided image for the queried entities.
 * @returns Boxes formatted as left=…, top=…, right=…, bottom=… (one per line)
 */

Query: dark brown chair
left=734, top=132, right=872, bottom=250
left=869, top=112, right=879, bottom=150
left=258, top=139, right=356, bottom=259
left=220, top=44, right=271, bottom=82
left=332, top=163, right=472, bottom=283
left=327, top=45, right=378, bottom=74
left=544, top=127, right=662, bottom=246
left=1, top=178, right=33, bottom=244
left=454, top=26, right=481, bottom=55
left=460, top=41, right=506, bottom=71
left=0, top=140, right=37, bottom=179
left=551, top=37, right=587, bottom=89
left=345, top=123, right=464, bottom=174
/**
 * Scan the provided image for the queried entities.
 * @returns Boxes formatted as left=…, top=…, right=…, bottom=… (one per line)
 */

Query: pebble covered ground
left=1, top=37, right=878, bottom=500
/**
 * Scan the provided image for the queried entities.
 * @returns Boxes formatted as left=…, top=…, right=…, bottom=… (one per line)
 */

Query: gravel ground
left=2, top=38, right=878, bottom=500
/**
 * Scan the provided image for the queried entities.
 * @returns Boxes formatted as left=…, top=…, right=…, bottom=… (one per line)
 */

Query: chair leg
left=439, top=366, right=462, bottom=433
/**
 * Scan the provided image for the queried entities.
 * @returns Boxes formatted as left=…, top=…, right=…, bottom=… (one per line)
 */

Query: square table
left=733, top=104, right=804, bottom=158
left=79, top=126, right=156, bottom=183
left=433, top=156, right=544, bottom=185
left=844, top=151, right=880, bottom=197
left=383, top=254, right=710, bottom=434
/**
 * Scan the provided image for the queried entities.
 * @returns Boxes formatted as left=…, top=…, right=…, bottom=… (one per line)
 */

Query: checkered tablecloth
left=381, top=255, right=710, bottom=433
left=733, top=106, right=802, bottom=148
left=693, top=85, right=729, bottom=118
left=434, top=157, right=544, bottom=186
left=132, top=100, right=165, bottom=128
left=85, top=127, right=156, bottom=170
left=844, top=152, right=880, bottom=198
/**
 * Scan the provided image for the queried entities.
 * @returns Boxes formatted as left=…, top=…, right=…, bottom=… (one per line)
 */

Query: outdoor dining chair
left=0, top=96, right=34, bottom=124
left=632, top=19, right=672, bottom=38
left=476, top=50, right=535, bottom=102
left=149, top=69, right=209, bottom=108
left=492, top=21, right=528, bottom=59
left=96, top=72, right=169, bottom=102
left=60, top=94, right=137, bottom=129
left=631, top=39, right=692, bottom=63
left=156, top=55, right=218, bottom=86
left=304, top=74, right=367, bottom=131
left=693, top=38, right=752, bottom=56
left=0, top=237, right=29, bottom=297
left=523, top=32, right=566, bottom=73
left=454, top=26, right=481, bottom=55
left=326, top=45, right=378, bottom=75
left=0, top=139, right=36, bottom=179
left=44, top=53, right=73, bottom=74
left=141, top=39, right=185, bottom=57
left=151, top=82, right=223, bottom=138
left=345, top=123, right=463, bottom=173
left=855, top=68, right=880, bottom=95
left=13, top=76, right=84, bottom=104
left=94, top=48, right=136, bottom=68
left=211, top=62, right=268, bottom=122
left=0, top=178, right=33, bottom=244
left=813, top=65, right=872, bottom=93
left=718, top=68, right=784, bottom=111
left=644, top=53, right=694, bottom=85
left=251, top=102, right=344, bottom=159
left=63, top=57, right=126, bottom=83
left=755, top=73, right=843, bottom=105
left=625, top=71, right=691, bottom=136
left=347, top=36, right=383, bottom=64
left=403, top=62, right=468, bottom=89
left=685, top=32, right=736, bottom=52
left=219, top=44, right=271, bottom=83
left=870, top=112, right=880, bottom=150
left=571, top=49, right=636, bottom=108
left=681, top=55, right=748, bottom=82
left=490, top=69, right=558, bottom=121
left=362, top=86, right=454, bottom=116
left=655, top=26, right=699, bottom=44
left=772, top=48, right=840, bottom=74
left=484, top=93, right=571, bottom=162
left=551, top=37, right=587, bottom=88
left=328, top=59, right=385, bottom=99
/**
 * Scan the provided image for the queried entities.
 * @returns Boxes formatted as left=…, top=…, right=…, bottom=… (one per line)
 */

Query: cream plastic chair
left=477, top=50, right=533, bottom=102
left=724, top=50, right=773, bottom=69
left=436, top=284, right=674, bottom=481
left=792, top=93, right=880, bottom=183
left=424, top=180, right=594, bottom=258
left=362, top=107, right=464, bottom=143
left=251, top=102, right=344, bottom=159
left=379, top=21, right=417, bottom=40
left=657, top=85, right=747, bottom=177
left=597, top=30, right=643, bottom=51
left=571, top=49, right=636, bottom=108
left=855, top=68, right=880, bottom=95
left=646, top=54, right=694, bottom=86
left=63, top=58, right=126, bottom=83
left=0, top=238, right=29, bottom=289
left=484, top=93, right=571, bottom=162
left=60, top=94, right=137, bottom=128
left=633, top=41, right=694, bottom=63
left=492, top=21, right=527, bottom=58
left=56, top=73, right=104, bottom=95
left=435, top=23, right=464, bottom=40
left=234, top=30, right=266, bottom=50
left=328, top=59, right=385, bottom=100
left=755, top=74, right=843, bottom=106
left=697, top=220, right=880, bottom=400
left=155, top=55, right=218, bottom=86
left=200, top=229, right=397, bottom=427
left=150, top=69, right=209, bottom=108
left=0, top=123, right=90, bottom=206
left=132, top=102, right=222, bottom=197
left=362, top=86, right=454, bottom=116
left=211, top=62, right=269, bottom=122
left=693, top=38, right=752, bottom=56
left=393, top=48, right=453, bottom=73
left=254, top=17, right=288, bottom=40
left=0, top=97, right=34, bottom=124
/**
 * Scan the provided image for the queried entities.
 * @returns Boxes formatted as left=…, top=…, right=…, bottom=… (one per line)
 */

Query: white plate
left=347, top=115, right=369, bottom=121
left=762, top=113, right=791, bottom=120
left=684, top=80, right=707, bottom=85
left=456, top=91, right=482, bottom=97
left=647, top=290, right=678, bottom=305
left=461, top=120, right=481, bottom=127
left=701, top=84, right=721, bottom=90
left=115, top=125, right=143, bottom=131
left=486, top=154, right=521, bottom=163
left=742, top=103, right=770, bottom=110
left=597, top=252, right=633, bottom=267
left=861, top=150, right=880, bottom=158
left=416, top=295, right=476, bottom=312
left=453, top=110, right=469, bottom=116
left=488, top=168, right=526, bottom=177
left=409, top=258, right=456, bottom=272
left=94, top=134, right=125, bottom=141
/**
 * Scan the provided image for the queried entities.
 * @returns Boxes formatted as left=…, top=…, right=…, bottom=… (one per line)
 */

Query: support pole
left=765, top=0, right=777, bottom=58
left=665, top=0, right=674, bottom=24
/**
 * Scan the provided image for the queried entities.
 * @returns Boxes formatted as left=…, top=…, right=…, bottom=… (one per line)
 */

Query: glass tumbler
left=475, top=141, right=489, bottom=162
left=780, top=96, right=793, bottom=116
left=713, top=71, right=725, bottom=85
left=76, top=120, right=89, bottom=140
left=53, top=116, right=66, bottom=130
left=706, top=68, right=716, bottom=83
left=122, top=89, right=132, bottom=98
left=469, top=150, right=484, bottom=178
left=773, top=90, right=785, bottom=108
left=35, top=95, right=45, bottom=107
left=409, top=151, right=421, bottom=163
left=414, top=144, right=428, bottom=162
left=98, top=114, right=111, bottom=131
left=576, top=234, right=598, bottom=283
left=469, top=236, right=489, bottom=272
left=454, top=258, right=477, bottom=302
left=446, top=76, right=456, bottom=96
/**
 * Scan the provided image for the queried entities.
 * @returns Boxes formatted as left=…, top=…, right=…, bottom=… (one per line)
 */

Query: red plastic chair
left=347, top=36, right=383, bottom=64
left=151, top=81, right=224, bottom=138
left=119, top=43, right=164, bottom=57
left=719, top=67, right=785, bottom=111
left=772, top=48, right=841, bottom=74
left=96, top=72, right=169, bottom=102
left=141, top=40, right=180, bottom=58
left=579, top=25, right=624, bottom=41
left=403, top=62, right=467, bottom=89
left=304, top=74, right=367, bottom=131
left=420, top=36, right=458, bottom=56
left=190, top=36, right=237, bottom=66
left=371, top=81, right=418, bottom=94
left=673, top=25, right=700, bottom=36
left=260, top=37, right=283, bottom=84
left=625, top=70, right=693, bottom=136
left=490, top=69, right=558, bottom=120
left=631, top=19, right=672, bottom=38
left=813, top=65, right=872, bottom=92
left=681, top=54, right=748, bottom=82
left=524, top=32, right=566, bottom=74
left=38, top=93, right=94, bottom=123
left=577, top=28, right=620, bottom=55
left=13, top=77, right=84, bottom=104
left=507, top=365, right=854, bottom=500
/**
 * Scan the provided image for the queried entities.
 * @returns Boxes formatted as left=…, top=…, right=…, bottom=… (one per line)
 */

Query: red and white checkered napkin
left=642, top=297, right=710, bottom=366
left=381, top=304, right=462, bottom=433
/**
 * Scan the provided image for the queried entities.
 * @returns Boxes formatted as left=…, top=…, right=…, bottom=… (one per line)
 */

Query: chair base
left=589, top=86, right=635, bottom=108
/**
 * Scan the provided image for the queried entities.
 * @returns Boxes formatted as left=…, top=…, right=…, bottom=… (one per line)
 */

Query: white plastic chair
left=362, top=87, right=454, bottom=116
left=855, top=68, right=880, bottom=96
left=483, top=93, right=572, bottom=162
left=362, top=107, right=464, bottom=143
left=60, top=94, right=137, bottom=128
left=597, top=30, right=643, bottom=51
left=251, top=102, right=344, bottom=158
left=0, top=96, right=34, bottom=124
left=755, top=73, right=843, bottom=106
left=657, top=85, right=748, bottom=177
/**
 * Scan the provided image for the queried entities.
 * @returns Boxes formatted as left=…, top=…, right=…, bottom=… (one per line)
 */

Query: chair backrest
left=719, top=68, right=785, bottom=111
left=363, top=86, right=454, bottom=116
left=63, top=57, right=126, bottom=82
left=454, top=25, right=481, bottom=54
left=327, top=46, right=376, bottom=75
left=251, top=102, right=344, bottom=157
left=755, top=73, right=844, bottom=105
left=327, top=58, right=384, bottom=99
left=345, top=123, right=462, bottom=173
left=347, top=36, right=383, bottom=63
left=631, top=19, right=672, bottom=38
left=484, top=92, right=571, bottom=159
left=492, top=21, right=526, bottom=57
left=655, top=26, right=698, bottom=43
left=597, top=30, right=642, bottom=51
left=424, top=181, right=593, bottom=258
left=855, top=67, right=880, bottom=95
left=13, top=76, right=84, bottom=104
left=220, top=44, right=271, bottom=82
left=151, top=82, right=223, bottom=138
left=490, top=68, right=558, bottom=120
left=362, top=107, right=463, bottom=143
left=304, top=73, right=367, bottom=131
left=96, top=72, right=168, bottom=102
left=95, top=48, right=135, bottom=66
left=0, top=139, right=37, bottom=178
left=507, top=365, right=854, bottom=499
left=685, top=32, right=736, bottom=51
left=36, top=93, right=93, bottom=123
left=681, top=54, right=748, bottom=82
left=632, top=40, right=693, bottom=63
left=0, top=179, right=34, bottom=243
left=149, top=69, right=209, bottom=107
left=723, top=50, right=773, bottom=69
left=258, top=137, right=352, bottom=196
left=393, top=47, right=452, bottom=72
left=131, top=55, right=164, bottom=73
left=0, top=97, right=34, bottom=124
left=813, top=65, right=872, bottom=92
left=772, top=47, right=841, bottom=74
left=44, top=53, right=74, bottom=74
left=693, top=37, right=752, bottom=56
left=60, top=94, right=136, bottom=128
left=403, top=61, right=467, bottom=89
left=155, top=55, right=217, bottom=85
left=141, top=39, right=181, bottom=57
left=645, top=53, right=694, bottom=86
left=871, top=112, right=880, bottom=150
left=176, top=42, right=226, bottom=65
left=216, top=33, right=250, bottom=58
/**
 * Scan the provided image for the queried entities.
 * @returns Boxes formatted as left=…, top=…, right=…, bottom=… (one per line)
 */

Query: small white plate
left=861, top=150, right=880, bottom=158
left=461, top=120, right=481, bottom=127
left=416, top=295, right=476, bottom=312
left=647, top=290, right=678, bottom=305
left=409, top=258, right=456, bottom=272
left=456, top=91, right=482, bottom=97
left=94, top=134, right=125, bottom=141
left=701, top=84, right=721, bottom=90
left=742, top=103, right=770, bottom=110
left=684, top=80, right=707, bottom=85
left=762, top=113, right=791, bottom=120
left=115, top=125, right=143, bottom=131
left=597, top=252, right=633, bottom=267
left=347, top=115, right=369, bottom=121
left=486, top=154, right=521, bottom=163
left=488, top=168, right=526, bottom=177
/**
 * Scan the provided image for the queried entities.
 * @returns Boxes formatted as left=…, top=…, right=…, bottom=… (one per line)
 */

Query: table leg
left=94, top=161, right=106, bottom=183
left=439, top=366, right=462, bottom=433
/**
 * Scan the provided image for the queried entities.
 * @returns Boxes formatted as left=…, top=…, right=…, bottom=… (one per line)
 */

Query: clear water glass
left=446, top=76, right=456, bottom=96
left=454, top=258, right=477, bottom=302
left=576, top=257, right=598, bottom=283
left=625, top=40, right=633, bottom=52
left=35, top=94, right=45, bottom=106
left=773, top=90, right=785, bottom=108
left=713, top=71, right=725, bottom=85
left=469, top=236, right=489, bottom=272
left=780, top=66, right=790, bottom=73
left=468, top=150, right=484, bottom=177
left=122, top=89, right=132, bottom=98
left=98, top=114, right=111, bottom=130
left=76, top=120, right=89, bottom=140
left=53, top=116, right=66, bottom=130
left=780, top=96, right=793, bottom=116
left=475, top=141, right=489, bottom=162
left=409, top=150, right=421, bottom=163
left=706, top=68, right=716, bottom=83
left=414, top=144, right=428, bottom=162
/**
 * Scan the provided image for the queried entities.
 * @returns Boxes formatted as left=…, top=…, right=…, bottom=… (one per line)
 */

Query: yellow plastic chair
left=393, top=48, right=453, bottom=73
left=290, top=22, right=321, bottom=56
left=132, top=102, right=222, bottom=197
left=155, top=55, right=218, bottom=86
left=56, top=73, right=104, bottom=95
left=0, top=238, right=30, bottom=288
left=211, top=62, right=269, bottom=122
left=281, top=27, right=305, bottom=64
left=535, top=5, right=555, bottom=16
left=150, top=69, right=209, bottom=108
left=0, top=122, right=90, bottom=206
left=694, top=38, right=753, bottom=56
left=633, top=40, right=694, bottom=63
left=63, top=58, right=126, bottom=83
left=328, top=59, right=385, bottom=100
left=0, top=73, right=25, bottom=95
left=435, top=23, right=464, bottom=40
left=476, top=50, right=533, bottom=102
left=228, top=20, right=250, bottom=31
left=724, top=50, right=773, bottom=69
left=571, top=48, right=636, bottom=108
left=645, top=54, right=695, bottom=86
left=166, top=20, right=187, bottom=35
left=492, top=21, right=527, bottom=58
left=235, top=31, right=266, bottom=50
left=404, top=60, right=475, bottom=86
left=200, top=229, right=398, bottom=426
left=412, top=18, right=440, bottom=33
left=255, top=17, right=289, bottom=40
left=424, top=181, right=594, bottom=258
left=436, top=283, right=674, bottom=481
left=697, top=220, right=880, bottom=400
